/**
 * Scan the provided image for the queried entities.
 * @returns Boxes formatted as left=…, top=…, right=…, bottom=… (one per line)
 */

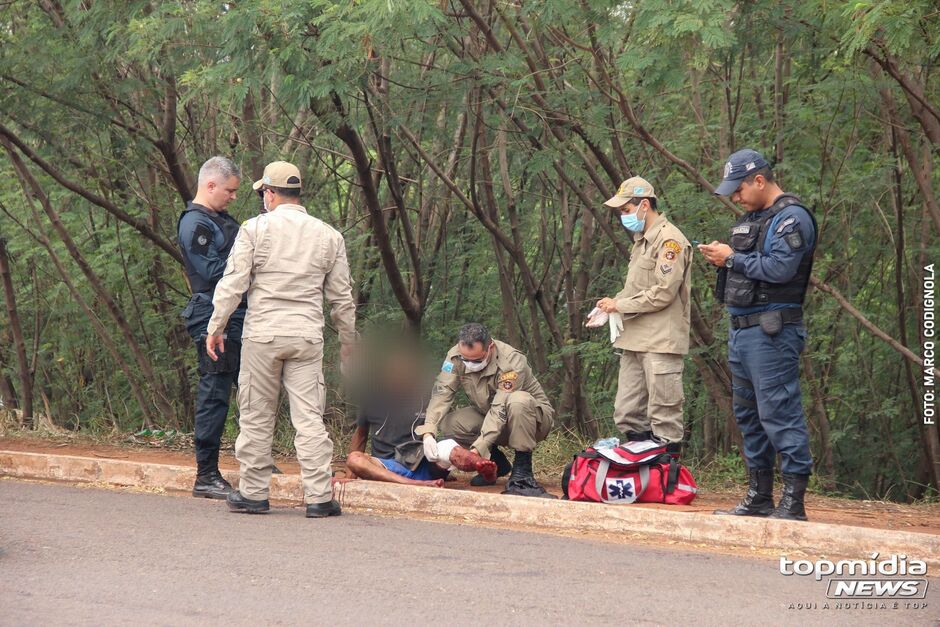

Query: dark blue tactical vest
left=720, top=194, right=817, bottom=307
left=177, top=204, right=242, bottom=294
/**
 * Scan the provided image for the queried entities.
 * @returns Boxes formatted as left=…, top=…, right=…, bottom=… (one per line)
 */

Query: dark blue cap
left=713, top=149, right=769, bottom=196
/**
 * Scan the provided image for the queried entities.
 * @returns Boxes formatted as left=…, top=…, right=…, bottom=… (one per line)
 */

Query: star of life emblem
left=606, top=477, right=638, bottom=503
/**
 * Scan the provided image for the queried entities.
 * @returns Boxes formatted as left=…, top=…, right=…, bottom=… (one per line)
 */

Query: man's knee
left=345, top=451, right=369, bottom=473
left=505, top=392, right=553, bottom=444
left=505, top=391, right=537, bottom=417
left=440, top=407, right=485, bottom=442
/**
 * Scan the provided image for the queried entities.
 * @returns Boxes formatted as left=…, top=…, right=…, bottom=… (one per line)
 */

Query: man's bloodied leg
left=448, top=445, right=497, bottom=482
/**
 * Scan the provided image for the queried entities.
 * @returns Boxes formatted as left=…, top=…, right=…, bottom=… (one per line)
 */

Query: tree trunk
left=0, top=236, right=33, bottom=425
left=10, top=194, right=157, bottom=428
left=3, top=139, right=174, bottom=424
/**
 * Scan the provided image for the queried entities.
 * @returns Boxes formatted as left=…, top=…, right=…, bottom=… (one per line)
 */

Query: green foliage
left=0, top=0, right=937, bottom=501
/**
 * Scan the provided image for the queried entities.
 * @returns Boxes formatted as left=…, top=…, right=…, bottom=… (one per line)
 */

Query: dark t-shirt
left=356, top=392, right=428, bottom=460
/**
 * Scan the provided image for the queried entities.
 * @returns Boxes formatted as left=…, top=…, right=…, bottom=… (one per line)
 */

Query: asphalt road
left=0, top=480, right=936, bottom=626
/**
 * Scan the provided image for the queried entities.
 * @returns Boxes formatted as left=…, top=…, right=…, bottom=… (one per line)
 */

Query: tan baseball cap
left=604, top=176, right=656, bottom=208
left=252, top=161, right=302, bottom=190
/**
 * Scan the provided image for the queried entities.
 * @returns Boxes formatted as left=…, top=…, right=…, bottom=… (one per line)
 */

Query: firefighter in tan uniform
left=205, top=161, right=357, bottom=518
left=594, top=177, right=692, bottom=453
left=416, top=323, right=555, bottom=498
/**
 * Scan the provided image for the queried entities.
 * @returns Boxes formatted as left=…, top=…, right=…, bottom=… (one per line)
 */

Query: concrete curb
left=3, top=449, right=939, bottom=566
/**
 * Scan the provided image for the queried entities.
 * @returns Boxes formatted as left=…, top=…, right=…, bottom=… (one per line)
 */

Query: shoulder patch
left=784, top=230, right=804, bottom=250
left=663, top=240, right=681, bottom=254
left=661, top=240, right=681, bottom=263
left=441, top=360, right=454, bottom=374
left=497, top=370, right=518, bottom=391
left=190, top=223, right=214, bottom=256
left=660, top=264, right=673, bottom=275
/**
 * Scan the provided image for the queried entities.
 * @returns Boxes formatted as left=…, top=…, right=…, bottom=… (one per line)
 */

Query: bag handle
left=595, top=460, right=649, bottom=503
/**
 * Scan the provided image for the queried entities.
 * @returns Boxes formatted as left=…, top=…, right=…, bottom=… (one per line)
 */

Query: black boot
left=192, top=471, right=233, bottom=499
left=501, top=451, right=556, bottom=499
left=714, top=468, right=775, bottom=516
left=470, top=447, right=512, bottom=486
left=226, top=490, right=270, bottom=514
left=664, top=442, right=682, bottom=459
left=624, top=430, right=653, bottom=442
left=768, top=473, right=809, bottom=521
left=306, top=499, right=342, bottom=518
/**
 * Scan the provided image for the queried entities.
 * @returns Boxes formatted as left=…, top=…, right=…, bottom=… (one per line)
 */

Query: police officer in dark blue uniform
left=178, top=156, right=246, bottom=499
left=699, top=149, right=817, bottom=521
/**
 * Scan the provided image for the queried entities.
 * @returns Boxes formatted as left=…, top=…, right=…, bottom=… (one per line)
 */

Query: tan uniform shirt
left=208, top=204, right=357, bottom=343
left=613, top=214, right=692, bottom=355
left=416, top=339, right=554, bottom=454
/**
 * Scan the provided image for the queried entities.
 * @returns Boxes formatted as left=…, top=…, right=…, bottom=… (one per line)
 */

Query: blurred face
left=730, top=175, right=767, bottom=212
left=381, top=349, right=421, bottom=389
left=205, top=175, right=240, bottom=212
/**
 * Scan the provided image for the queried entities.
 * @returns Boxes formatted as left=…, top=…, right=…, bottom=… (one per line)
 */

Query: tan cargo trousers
left=612, top=350, right=685, bottom=443
left=438, top=391, right=552, bottom=454
left=235, top=336, right=333, bottom=504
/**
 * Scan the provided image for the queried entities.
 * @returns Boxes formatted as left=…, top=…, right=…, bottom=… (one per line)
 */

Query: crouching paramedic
left=417, top=323, right=555, bottom=498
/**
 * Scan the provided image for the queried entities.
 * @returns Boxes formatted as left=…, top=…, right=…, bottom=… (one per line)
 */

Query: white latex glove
left=609, top=312, right=624, bottom=343
left=422, top=433, right=440, bottom=462
left=585, top=306, right=609, bottom=328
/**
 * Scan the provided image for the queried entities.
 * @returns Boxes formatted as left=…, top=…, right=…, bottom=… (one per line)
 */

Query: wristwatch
left=724, top=253, right=735, bottom=269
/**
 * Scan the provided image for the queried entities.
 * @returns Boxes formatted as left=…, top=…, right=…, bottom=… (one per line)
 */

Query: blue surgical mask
left=620, top=210, right=646, bottom=233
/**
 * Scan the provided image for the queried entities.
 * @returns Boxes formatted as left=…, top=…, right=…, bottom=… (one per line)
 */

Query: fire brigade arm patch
left=497, top=371, right=518, bottom=392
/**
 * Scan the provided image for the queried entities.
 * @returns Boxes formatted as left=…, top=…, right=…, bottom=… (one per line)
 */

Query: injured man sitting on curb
left=337, top=333, right=496, bottom=488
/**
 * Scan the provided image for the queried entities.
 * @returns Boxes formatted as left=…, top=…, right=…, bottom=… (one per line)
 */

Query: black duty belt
left=730, top=308, right=803, bottom=330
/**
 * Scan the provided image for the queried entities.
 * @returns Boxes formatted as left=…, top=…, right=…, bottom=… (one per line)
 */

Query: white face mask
left=462, top=358, right=488, bottom=373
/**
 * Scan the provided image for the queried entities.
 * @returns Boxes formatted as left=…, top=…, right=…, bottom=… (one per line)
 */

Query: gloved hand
left=422, top=433, right=440, bottom=462
left=585, top=306, right=609, bottom=328
left=609, top=312, right=624, bottom=343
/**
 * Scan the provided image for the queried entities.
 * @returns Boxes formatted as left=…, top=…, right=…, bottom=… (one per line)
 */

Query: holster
left=196, top=335, right=240, bottom=375
left=758, top=310, right=783, bottom=336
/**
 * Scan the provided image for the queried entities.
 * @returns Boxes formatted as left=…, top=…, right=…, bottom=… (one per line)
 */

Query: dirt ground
left=2, top=434, right=938, bottom=536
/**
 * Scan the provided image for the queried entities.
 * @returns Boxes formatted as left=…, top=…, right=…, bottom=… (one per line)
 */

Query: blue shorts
left=378, top=457, right=445, bottom=481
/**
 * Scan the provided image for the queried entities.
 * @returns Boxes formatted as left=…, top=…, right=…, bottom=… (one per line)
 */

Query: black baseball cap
left=713, top=149, right=770, bottom=196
